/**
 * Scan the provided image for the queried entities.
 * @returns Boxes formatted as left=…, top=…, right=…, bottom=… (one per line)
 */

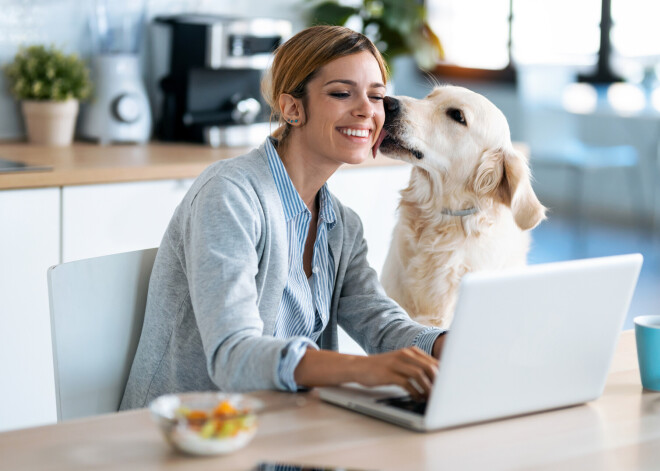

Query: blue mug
left=634, top=316, right=660, bottom=391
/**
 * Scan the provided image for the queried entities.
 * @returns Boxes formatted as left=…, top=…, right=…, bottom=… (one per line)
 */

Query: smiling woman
left=119, top=25, right=448, bottom=412
left=276, top=51, right=386, bottom=170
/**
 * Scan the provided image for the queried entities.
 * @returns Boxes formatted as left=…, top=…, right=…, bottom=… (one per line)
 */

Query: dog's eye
left=447, top=108, right=467, bottom=126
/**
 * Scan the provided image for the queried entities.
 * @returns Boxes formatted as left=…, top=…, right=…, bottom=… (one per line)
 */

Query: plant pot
left=21, top=99, right=79, bottom=146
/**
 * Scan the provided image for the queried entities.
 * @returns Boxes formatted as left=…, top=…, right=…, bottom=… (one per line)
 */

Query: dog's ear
left=474, top=148, right=546, bottom=230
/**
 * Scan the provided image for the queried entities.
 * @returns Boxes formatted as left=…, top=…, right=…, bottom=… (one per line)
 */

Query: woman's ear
left=278, top=93, right=305, bottom=125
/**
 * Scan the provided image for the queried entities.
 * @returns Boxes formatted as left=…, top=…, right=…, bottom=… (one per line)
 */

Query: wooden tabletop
left=2, top=330, right=659, bottom=471
left=0, top=141, right=405, bottom=191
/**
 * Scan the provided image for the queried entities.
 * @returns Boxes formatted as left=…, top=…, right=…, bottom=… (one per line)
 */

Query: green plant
left=3, top=44, right=91, bottom=101
left=306, top=0, right=444, bottom=71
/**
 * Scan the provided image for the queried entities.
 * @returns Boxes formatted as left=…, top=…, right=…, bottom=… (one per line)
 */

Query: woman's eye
left=330, top=92, right=350, bottom=98
left=447, top=108, right=467, bottom=126
left=370, top=96, right=384, bottom=101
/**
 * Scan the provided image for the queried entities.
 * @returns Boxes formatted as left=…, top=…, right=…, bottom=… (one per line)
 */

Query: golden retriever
left=376, top=85, right=546, bottom=329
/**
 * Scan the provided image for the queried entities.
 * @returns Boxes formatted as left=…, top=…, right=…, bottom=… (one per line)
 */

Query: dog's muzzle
left=379, top=96, right=424, bottom=160
left=384, top=96, right=400, bottom=123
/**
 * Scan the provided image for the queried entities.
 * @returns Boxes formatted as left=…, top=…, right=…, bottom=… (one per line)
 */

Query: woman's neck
left=276, top=137, right=339, bottom=212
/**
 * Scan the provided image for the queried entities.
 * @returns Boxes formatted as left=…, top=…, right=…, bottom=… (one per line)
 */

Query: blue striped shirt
left=265, top=138, right=442, bottom=391
left=265, top=138, right=335, bottom=390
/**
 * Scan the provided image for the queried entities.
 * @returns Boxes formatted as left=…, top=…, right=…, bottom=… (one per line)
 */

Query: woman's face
left=297, top=51, right=386, bottom=166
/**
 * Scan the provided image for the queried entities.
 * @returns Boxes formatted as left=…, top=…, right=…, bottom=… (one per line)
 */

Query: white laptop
left=319, top=253, right=643, bottom=432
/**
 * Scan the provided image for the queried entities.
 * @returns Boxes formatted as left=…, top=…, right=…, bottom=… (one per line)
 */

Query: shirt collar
left=265, top=137, right=336, bottom=228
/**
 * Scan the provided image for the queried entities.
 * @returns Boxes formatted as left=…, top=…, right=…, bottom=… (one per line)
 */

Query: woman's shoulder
left=187, top=143, right=275, bottom=202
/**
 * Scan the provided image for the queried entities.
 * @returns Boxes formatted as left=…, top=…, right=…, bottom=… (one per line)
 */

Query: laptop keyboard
left=377, top=396, right=427, bottom=415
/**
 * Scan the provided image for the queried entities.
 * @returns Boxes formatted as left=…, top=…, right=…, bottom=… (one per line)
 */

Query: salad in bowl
left=150, top=391, right=263, bottom=456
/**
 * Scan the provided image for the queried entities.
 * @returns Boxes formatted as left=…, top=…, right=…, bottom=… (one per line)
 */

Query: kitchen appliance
left=79, top=0, right=152, bottom=144
left=152, top=14, right=291, bottom=147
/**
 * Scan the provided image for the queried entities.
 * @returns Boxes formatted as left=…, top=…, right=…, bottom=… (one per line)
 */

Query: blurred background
left=1, top=0, right=658, bottom=328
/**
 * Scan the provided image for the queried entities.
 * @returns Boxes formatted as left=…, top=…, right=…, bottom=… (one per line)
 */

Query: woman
left=120, top=25, right=446, bottom=410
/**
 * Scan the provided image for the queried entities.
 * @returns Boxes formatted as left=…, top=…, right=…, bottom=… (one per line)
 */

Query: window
left=426, top=0, right=660, bottom=83
left=427, top=0, right=510, bottom=70
left=512, top=0, right=601, bottom=66
left=610, top=0, right=660, bottom=82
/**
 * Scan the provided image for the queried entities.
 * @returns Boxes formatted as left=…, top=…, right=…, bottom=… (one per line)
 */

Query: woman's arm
left=333, top=207, right=446, bottom=356
left=432, top=331, right=447, bottom=359
left=185, top=175, right=300, bottom=392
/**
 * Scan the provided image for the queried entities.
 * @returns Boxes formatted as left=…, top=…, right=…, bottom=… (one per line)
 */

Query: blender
left=79, top=0, right=152, bottom=144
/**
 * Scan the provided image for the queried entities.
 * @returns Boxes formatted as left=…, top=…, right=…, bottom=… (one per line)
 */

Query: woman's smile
left=337, top=127, right=372, bottom=140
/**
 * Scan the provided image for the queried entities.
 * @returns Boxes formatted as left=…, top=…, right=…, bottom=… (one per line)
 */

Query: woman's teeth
left=340, top=128, right=369, bottom=138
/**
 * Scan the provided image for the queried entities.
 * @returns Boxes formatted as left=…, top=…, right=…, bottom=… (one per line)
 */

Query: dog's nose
left=384, top=96, right=400, bottom=123
left=384, top=96, right=399, bottom=113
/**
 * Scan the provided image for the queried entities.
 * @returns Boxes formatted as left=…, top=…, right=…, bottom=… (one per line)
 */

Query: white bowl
left=149, top=391, right=263, bottom=456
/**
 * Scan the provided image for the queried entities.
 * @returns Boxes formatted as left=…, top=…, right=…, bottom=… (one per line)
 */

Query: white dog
left=376, top=85, right=546, bottom=329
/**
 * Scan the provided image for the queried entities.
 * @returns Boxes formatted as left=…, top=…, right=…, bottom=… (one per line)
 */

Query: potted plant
left=3, top=44, right=92, bottom=146
left=306, top=0, right=444, bottom=73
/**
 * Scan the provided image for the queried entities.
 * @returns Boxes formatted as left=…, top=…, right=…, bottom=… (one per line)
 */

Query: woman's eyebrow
left=324, top=79, right=386, bottom=89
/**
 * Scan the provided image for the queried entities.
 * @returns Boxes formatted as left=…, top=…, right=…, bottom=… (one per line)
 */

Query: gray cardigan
left=120, top=141, right=435, bottom=410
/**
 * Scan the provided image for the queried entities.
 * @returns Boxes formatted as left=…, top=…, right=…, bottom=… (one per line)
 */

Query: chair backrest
left=47, top=247, right=158, bottom=421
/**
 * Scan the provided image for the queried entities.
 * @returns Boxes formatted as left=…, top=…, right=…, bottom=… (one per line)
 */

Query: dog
left=375, top=85, right=546, bottom=329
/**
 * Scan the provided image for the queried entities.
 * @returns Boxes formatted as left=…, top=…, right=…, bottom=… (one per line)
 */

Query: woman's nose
left=353, top=94, right=377, bottom=118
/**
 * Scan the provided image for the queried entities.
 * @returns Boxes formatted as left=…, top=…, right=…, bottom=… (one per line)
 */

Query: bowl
left=149, top=391, right=263, bottom=456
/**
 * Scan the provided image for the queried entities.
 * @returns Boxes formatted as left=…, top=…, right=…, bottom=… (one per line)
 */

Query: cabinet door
left=62, top=179, right=193, bottom=262
left=0, top=188, right=60, bottom=431
left=328, top=164, right=411, bottom=355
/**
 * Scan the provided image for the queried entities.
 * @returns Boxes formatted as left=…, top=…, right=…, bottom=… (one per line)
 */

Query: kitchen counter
left=0, top=141, right=405, bottom=190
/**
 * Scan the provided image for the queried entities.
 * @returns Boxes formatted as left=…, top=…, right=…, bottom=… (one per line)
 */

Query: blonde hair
left=262, top=25, right=388, bottom=141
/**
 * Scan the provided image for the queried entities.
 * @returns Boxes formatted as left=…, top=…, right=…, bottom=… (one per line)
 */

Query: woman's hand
left=294, top=346, right=438, bottom=400
left=352, top=347, right=438, bottom=400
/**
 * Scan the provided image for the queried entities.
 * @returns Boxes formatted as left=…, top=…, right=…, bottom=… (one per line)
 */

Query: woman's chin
left=340, top=150, right=371, bottom=166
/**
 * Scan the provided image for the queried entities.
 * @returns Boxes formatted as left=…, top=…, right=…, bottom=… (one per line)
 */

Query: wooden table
left=1, top=330, right=659, bottom=471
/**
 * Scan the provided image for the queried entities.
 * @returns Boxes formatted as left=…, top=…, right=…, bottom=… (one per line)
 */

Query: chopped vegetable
left=176, top=399, right=256, bottom=440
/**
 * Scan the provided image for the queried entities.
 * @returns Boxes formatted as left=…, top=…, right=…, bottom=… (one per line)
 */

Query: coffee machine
left=152, top=15, right=291, bottom=147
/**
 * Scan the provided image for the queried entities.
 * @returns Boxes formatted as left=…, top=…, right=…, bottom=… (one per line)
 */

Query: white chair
left=47, top=248, right=158, bottom=421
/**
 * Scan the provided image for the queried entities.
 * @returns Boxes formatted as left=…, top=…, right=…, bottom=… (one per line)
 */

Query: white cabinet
left=328, top=164, right=411, bottom=355
left=62, top=179, right=193, bottom=262
left=0, top=188, right=60, bottom=432
left=1, top=179, right=193, bottom=432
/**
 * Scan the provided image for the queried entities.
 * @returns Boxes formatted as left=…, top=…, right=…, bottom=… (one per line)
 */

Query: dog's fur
left=379, top=85, right=546, bottom=329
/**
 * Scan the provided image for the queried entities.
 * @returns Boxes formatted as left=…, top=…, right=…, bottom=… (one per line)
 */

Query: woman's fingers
left=400, top=347, right=439, bottom=384
left=392, top=358, right=435, bottom=397
left=392, top=372, right=426, bottom=399
left=356, top=347, right=439, bottom=399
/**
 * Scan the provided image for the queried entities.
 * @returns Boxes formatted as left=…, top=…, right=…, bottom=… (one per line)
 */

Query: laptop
left=319, top=253, right=643, bottom=432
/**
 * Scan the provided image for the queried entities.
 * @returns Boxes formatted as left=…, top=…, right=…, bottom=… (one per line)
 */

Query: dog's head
left=376, top=85, right=546, bottom=230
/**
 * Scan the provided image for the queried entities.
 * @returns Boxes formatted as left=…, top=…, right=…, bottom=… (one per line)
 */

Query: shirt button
left=312, top=266, right=320, bottom=274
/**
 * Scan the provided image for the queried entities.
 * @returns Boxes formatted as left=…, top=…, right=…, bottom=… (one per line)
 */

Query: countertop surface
left=0, top=141, right=404, bottom=190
